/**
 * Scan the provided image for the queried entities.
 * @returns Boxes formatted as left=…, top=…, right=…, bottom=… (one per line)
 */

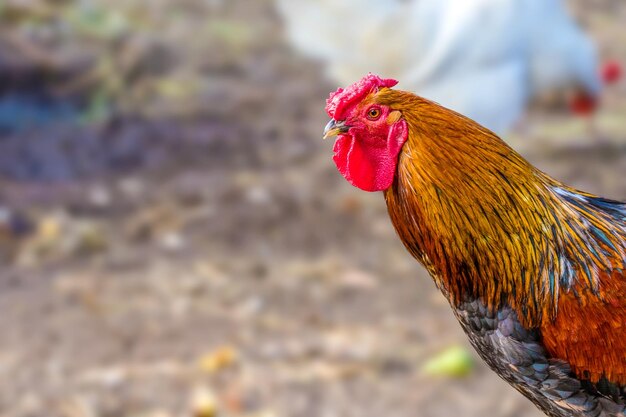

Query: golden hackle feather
left=369, top=89, right=626, bottom=330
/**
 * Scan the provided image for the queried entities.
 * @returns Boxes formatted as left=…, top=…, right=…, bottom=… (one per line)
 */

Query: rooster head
left=323, top=74, right=408, bottom=192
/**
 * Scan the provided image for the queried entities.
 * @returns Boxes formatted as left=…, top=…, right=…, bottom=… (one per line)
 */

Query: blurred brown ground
left=0, top=1, right=625, bottom=417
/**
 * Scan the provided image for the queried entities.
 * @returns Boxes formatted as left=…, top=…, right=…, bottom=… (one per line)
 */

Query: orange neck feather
left=379, top=91, right=625, bottom=327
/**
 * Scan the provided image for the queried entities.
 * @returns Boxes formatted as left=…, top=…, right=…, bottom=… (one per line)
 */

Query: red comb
left=325, top=73, right=398, bottom=120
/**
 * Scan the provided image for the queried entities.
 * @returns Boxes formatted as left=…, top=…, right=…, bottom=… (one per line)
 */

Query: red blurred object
left=569, top=90, right=598, bottom=116
left=602, top=60, right=622, bottom=84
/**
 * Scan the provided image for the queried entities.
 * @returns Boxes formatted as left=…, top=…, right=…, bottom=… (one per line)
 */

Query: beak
left=323, top=119, right=349, bottom=139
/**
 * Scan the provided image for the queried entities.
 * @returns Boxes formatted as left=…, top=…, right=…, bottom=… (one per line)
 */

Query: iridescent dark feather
left=456, top=300, right=626, bottom=417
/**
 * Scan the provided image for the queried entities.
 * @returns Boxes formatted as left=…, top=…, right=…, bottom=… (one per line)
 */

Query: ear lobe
left=387, top=119, right=408, bottom=156
left=387, top=111, right=402, bottom=125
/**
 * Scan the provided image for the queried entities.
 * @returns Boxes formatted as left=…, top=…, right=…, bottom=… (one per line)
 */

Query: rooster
left=323, top=74, right=626, bottom=417
left=279, top=0, right=618, bottom=134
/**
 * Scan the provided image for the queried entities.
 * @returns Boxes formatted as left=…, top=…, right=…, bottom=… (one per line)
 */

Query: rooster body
left=282, top=0, right=602, bottom=133
left=323, top=75, right=626, bottom=416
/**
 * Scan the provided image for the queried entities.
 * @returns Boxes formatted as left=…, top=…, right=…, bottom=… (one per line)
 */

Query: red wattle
left=332, top=120, right=408, bottom=192
left=333, top=136, right=378, bottom=192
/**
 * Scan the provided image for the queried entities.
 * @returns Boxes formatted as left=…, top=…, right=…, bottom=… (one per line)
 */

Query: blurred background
left=0, top=1, right=624, bottom=416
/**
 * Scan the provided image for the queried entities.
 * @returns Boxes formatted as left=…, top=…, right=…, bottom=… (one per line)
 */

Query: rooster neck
left=382, top=100, right=625, bottom=327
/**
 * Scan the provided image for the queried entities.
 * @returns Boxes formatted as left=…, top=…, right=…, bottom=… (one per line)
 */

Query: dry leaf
left=198, top=346, right=238, bottom=373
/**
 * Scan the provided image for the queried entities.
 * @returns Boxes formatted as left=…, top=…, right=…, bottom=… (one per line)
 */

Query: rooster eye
left=367, top=107, right=381, bottom=120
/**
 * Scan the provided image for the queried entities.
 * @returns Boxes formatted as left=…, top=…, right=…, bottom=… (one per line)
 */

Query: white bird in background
left=277, top=0, right=620, bottom=134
